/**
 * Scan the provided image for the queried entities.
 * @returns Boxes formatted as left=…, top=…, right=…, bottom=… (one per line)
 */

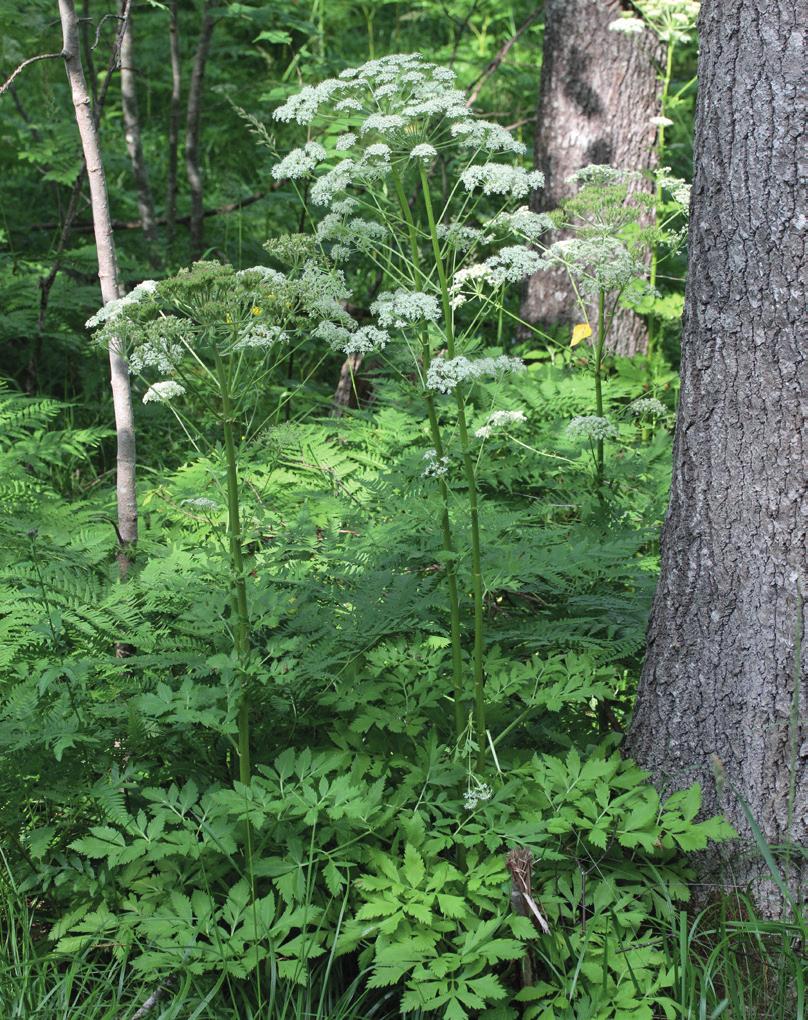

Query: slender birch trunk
left=185, top=0, right=215, bottom=260
left=119, top=1, right=159, bottom=253
left=58, top=0, right=138, bottom=576
left=166, top=0, right=182, bottom=243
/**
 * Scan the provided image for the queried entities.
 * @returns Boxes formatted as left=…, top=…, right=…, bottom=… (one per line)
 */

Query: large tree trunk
left=185, top=0, right=215, bottom=261
left=59, top=0, right=138, bottom=577
left=626, top=0, right=806, bottom=914
left=120, top=2, right=159, bottom=256
left=521, top=0, right=661, bottom=355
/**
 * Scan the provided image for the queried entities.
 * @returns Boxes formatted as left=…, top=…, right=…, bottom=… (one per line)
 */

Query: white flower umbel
left=271, top=141, right=327, bottom=181
left=410, top=143, right=437, bottom=161
left=460, top=163, right=544, bottom=199
left=467, top=246, right=547, bottom=288
left=566, top=415, right=618, bottom=441
left=650, top=115, right=674, bottom=127
left=463, top=781, right=492, bottom=810
left=314, top=321, right=353, bottom=347
left=362, top=142, right=392, bottom=161
left=437, top=222, right=486, bottom=251
left=422, top=448, right=450, bottom=478
left=475, top=409, right=527, bottom=439
left=359, top=112, right=408, bottom=135
left=232, top=323, right=288, bottom=350
left=370, top=289, right=440, bottom=329
left=335, top=132, right=357, bottom=150
left=142, top=380, right=186, bottom=403
left=426, top=355, right=525, bottom=394
left=310, top=159, right=357, bottom=206
left=490, top=206, right=554, bottom=242
left=450, top=119, right=526, bottom=155
left=608, top=16, right=645, bottom=34
left=341, top=325, right=390, bottom=355
left=567, top=164, right=637, bottom=188
left=273, top=78, right=348, bottom=124
left=86, top=279, right=157, bottom=328
left=544, top=236, right=641, bottom=294
left=628, top=397, right=666, bottom=417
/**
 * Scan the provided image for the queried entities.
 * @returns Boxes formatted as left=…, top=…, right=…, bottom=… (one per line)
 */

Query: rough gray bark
left=119, top=2, right=158, bottom=252
left=521, top=0, right=661, bottom=355
left=166, top=0, right=181, bottom=243
left=185, top=0, right=215, bottom=260
left=626, top=0, right=806, bottom=913
left=58, top=0, right=138, bottom=576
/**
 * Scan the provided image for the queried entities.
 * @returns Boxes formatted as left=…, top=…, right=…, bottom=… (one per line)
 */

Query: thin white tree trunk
left=120, top=1, right=158, bottom=252
left=185, top=0, right=215, bottom=260
left=166, top=0, right=181, bottom=243
left=58, top=0, right=138, bottom=577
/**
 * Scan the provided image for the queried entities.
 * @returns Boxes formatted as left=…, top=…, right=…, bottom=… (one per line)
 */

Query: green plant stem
left=214, top=350, right=251, bottom=785
left=594, top=289, right=606, bottom=491
left=391, top=171, right=464, bottom=741
left=648, top=40, right=675, bottom=357
left=419, top=167, right=486, bottom=768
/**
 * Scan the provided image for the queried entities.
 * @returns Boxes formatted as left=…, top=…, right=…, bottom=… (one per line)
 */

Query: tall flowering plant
left=271, top=53, right=554, bottom=762
left=87, top=260, right=356, bottom=787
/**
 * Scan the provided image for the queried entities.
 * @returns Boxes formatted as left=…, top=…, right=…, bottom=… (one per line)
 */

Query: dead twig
left=0, top=52, right=62, bottom=97
left=465, top=7, right=543, bottom=108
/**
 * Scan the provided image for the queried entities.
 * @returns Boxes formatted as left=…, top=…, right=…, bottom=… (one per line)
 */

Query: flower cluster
left=370, top=289, right=440, bottom=330
left=566, top=415, right=619, bottom=442
left=232, top=323, right=288, bottom=351
left=475, top=409, right=527, bottom=439
left=450, top=119, right=526, bottom=155
left=611, top=0, right=700, bottom=44
left=463, top=781, right=492, bottom=811
left=342, top=325, right=390, bottom=356
left=426, top=355, right=525, bottom=394
left=544, top=236, right=641, bottom=295
left=316, top=211, right=388, bottom=262
left=608, top=16, right=645, bottom=34
left=628, top=397, right=667, bottom=417
left=142, top=380, right=185, bottom=404
left=490, top=206, right=555, bottom=242
left=452, top=246, right=546, bottom=292
left=460, top=163, right=544, bottom=199
left=271, top=141, right=326, bottom=181
left=86, top=279, right=157, bottom=329
left=422, top=448, right=450, bottom=478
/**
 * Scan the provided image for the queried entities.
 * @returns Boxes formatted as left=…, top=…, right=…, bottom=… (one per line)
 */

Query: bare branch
left=0, top=52, right=62, bottom=97
left=29, top=189, right=274, bottom=232
left=465, top=7, right=542, bottom=107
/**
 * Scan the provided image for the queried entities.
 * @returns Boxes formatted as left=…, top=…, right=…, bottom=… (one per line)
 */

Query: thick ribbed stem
left=214, top=351, right=251, bottom=784
left=594, top=288, right=606, bottom=491
left=392, top=171, right=464, bottom=740
left=419, top=168, right=486, bottom=766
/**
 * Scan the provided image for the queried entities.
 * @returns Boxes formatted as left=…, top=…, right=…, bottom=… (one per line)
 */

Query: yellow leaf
left=570, top=322, right=592, bottom=347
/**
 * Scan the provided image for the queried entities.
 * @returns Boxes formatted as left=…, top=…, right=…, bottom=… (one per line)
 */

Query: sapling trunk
left=58, top=0, right=138, bottom=580
left=214, top=351, right=251, bottom=784
left=120, top=3, right=159, bottom=254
